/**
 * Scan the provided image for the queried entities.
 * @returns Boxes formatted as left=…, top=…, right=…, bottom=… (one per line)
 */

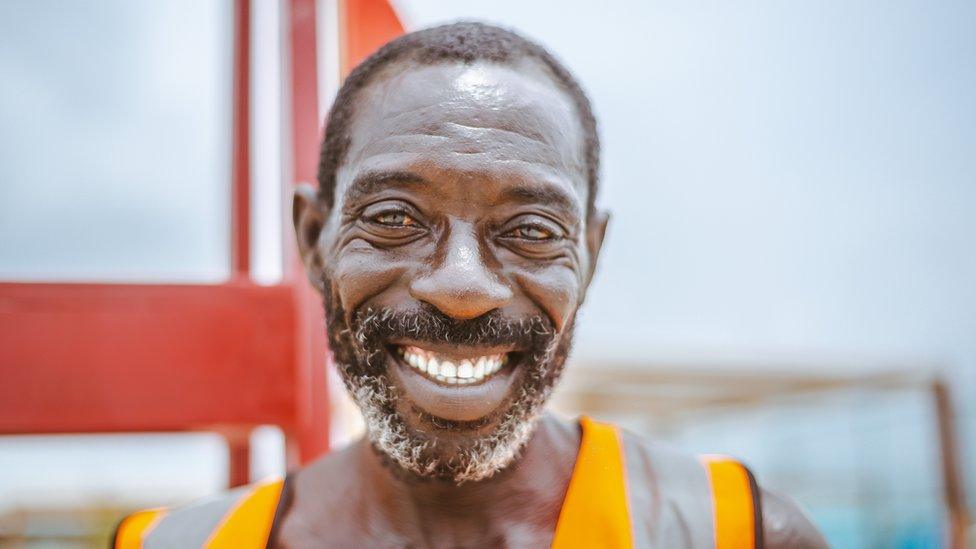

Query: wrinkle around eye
left=350, top=222, right=428, bottom=250
left=496, top=237, right=574, bottom=263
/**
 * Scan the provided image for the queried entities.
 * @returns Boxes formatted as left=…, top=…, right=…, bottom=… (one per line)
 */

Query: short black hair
left=317, top=21, right=600, bottom=216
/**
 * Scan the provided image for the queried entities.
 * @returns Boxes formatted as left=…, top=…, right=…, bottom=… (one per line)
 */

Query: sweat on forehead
left=316, top=21, right=601, bottom=214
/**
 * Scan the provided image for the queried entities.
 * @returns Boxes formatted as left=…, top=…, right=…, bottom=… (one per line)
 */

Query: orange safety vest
left=115, top=417, right=761, bottom=548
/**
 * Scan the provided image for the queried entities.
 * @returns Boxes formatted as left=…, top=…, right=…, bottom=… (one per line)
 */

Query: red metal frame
left=342, top=0, right=404, bottom=73
left=0, top=0, right=404, bottom=488
left=287, top=0, right=329, bottom=468
left=232, top=0, right=251, bottom=280
left=0, top=282, right=296, bottom=434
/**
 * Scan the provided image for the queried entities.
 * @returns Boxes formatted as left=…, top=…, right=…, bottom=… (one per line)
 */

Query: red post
left=288, top=0, right=330, bottom=463
left=231, top=0, right=251, bottom=280
left=225, top=429, right=252, bottom=487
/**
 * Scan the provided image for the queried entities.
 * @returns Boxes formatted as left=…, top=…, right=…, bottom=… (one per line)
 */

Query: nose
left=409, top=223, right=513, bottom=320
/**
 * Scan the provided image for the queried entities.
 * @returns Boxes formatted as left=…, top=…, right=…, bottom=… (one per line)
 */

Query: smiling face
left=295, top=58, right=608, bottom=483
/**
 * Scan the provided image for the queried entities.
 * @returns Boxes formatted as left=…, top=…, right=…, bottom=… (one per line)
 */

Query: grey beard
left=324, top=296, right=573, bottom=484
left=341, top=366, right=556, bottom=484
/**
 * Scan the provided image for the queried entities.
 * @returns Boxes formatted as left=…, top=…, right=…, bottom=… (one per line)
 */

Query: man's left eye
left=373, top=211, right=416, bottom=227
left=507, top=225, right=555, bottom=241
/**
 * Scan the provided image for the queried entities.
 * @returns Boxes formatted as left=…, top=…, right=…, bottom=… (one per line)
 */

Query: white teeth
left=483, top=356, right=500, bottom=375
left=399, top=346, right=508, bottom=386
left=457, top=360, right=473, bottom=379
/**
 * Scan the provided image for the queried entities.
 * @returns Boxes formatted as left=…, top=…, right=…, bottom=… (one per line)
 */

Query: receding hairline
left=316, top=22, right=601, bottom=216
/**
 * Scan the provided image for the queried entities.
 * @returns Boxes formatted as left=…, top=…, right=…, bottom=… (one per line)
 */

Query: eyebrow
left=343, top=170, right=428, bottom=205
left=501, top=184, right=582, bottom=218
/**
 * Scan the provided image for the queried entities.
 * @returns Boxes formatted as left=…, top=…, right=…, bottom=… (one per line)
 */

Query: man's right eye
left=371, top=211, right=417, bottom=227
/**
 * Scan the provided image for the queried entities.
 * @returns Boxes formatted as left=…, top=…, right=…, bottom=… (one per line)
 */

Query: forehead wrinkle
left=351, top=151, right=582, bottom=189
left=438, top=122, right=553, bottom=151
left=363, top=128, right=566, bottom=168
left=377, top=105, right=551, bottom=145
left=354, top=62, right=582, bottom=152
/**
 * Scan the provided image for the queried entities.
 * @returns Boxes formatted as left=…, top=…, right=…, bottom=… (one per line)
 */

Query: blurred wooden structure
left=553, top=362, right=970, bottom=548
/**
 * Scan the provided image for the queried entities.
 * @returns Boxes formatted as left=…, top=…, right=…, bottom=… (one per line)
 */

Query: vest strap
left=700, top=454, right=762, bottom=549
left=114, top=508, right=166, bottom=549
left=205, top=478, right=284, bottom=548
left=551, top=416, right=633, bottom=549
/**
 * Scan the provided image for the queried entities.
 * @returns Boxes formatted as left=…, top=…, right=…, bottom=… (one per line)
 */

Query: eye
left=372, top=210, right=417, bottom=227
left=500, top=215, right=565, bottom=245
left=508, top=224, right=554, bottom=241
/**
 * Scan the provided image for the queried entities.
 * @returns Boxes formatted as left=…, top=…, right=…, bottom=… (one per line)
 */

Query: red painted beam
left=0, top=282, right=298, bottom=434
left=232, top=0, right=251, bottom=279
left=288, top=0, right=330, bottom=463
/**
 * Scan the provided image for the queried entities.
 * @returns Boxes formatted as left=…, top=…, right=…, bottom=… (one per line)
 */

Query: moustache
left=349, top=305, right=555, bottom=367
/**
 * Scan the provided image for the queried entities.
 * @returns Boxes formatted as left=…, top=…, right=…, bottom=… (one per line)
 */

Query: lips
left=387, top=343, right=521, bottom=422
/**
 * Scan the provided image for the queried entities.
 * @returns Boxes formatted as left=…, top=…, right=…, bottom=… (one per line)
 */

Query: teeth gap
left=396, top=346, right=509, bottom=386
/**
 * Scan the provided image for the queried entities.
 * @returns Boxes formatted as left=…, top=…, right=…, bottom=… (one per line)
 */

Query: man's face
left=296, top=58, right=607, bottom=483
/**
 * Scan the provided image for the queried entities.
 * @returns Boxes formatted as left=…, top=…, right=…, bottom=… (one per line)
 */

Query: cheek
left=332, top=245, right=407, bottom=313
left=513, top=265, right=581, bottom=332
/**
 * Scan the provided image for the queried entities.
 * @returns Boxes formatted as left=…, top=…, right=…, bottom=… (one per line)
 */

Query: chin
left=346, top=364, right=545, bottom=484
left=338, top=338, right=560, bottom=484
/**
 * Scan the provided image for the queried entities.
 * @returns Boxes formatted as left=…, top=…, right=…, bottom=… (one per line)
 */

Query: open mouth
left=396, top=345, right=509, bottom=386
left=386, top=343, right=522, bottom=422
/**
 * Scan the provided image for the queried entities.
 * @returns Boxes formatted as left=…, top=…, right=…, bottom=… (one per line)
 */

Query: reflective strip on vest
left=143, top=485, right=251, bottom=548
left=116, top=479, right=282, bottom=549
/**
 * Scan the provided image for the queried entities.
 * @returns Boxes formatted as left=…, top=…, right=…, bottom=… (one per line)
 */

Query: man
left=115, top=22, right=826, bottom=548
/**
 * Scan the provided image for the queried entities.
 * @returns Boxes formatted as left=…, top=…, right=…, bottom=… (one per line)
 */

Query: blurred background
left=1, top=0, right=974, bottom=547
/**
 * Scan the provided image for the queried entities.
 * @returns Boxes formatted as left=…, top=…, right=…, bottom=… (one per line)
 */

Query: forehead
left=336, top=59, right=587, bottom=209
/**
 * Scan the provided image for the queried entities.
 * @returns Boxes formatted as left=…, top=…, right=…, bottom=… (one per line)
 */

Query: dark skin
left=287, top=58, right=827, bottom=547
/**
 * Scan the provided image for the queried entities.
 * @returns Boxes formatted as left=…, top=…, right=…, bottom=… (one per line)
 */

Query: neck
left=357, top=413, right=580, bottom=544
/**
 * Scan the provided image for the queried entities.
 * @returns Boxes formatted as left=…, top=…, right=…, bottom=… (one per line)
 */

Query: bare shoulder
left=760, top=487, right=829, bottom=549
left=273, top=440, right=372, bottom=546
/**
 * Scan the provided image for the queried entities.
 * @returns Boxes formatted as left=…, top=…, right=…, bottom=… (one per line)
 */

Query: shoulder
left=271, top=441, right=372, bottom=546
left=113, top=479, right=283, bottom=548
left=618, top=429, right=827, bottom=549
left=759, top=487, right=829, bottom=549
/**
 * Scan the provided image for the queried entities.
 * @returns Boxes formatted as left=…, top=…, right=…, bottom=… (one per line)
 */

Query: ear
left=582, top=209, right=610, bottom=296
left=293, top=183, right=329, bottom=293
